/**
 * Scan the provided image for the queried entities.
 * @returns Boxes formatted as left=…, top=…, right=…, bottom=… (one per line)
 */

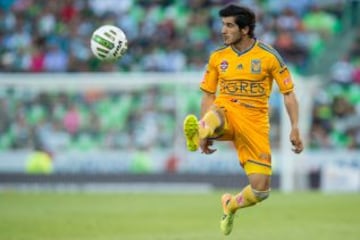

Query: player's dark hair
left=219, top=4, right=256, bottom=38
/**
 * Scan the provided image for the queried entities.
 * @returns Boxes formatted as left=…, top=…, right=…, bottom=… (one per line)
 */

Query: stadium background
left=0, top=0, right=359, bottom=239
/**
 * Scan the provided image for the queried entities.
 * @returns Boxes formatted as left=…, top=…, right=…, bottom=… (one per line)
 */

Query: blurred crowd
left=0, top=85, right=177, bottom=152
left=309, top=29, right=360, bottom=149
left=0, top=0, right=343, bottom=74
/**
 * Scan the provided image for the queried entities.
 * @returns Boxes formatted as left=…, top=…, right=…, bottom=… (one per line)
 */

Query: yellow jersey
left=200, top=40, right=294, bottom=109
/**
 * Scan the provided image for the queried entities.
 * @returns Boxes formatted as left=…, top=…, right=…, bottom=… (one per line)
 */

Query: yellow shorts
left=210, top=99, right=272, bottom=176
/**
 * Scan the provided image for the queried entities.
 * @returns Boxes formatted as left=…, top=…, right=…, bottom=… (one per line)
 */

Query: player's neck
left=232, top=37, right=256, bottom=52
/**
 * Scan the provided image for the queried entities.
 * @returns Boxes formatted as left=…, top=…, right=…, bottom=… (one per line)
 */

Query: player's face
left=221, top=17, right=244, bottom=45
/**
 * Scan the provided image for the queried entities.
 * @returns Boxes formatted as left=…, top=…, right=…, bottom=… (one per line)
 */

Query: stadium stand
left=0, top=0, right=357, bottom=153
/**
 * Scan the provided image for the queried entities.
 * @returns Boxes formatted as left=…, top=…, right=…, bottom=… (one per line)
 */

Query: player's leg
left=220, top=173, right=270, bottom=235
left=227, top=104, right=272, bottom=209
left=220, top=174, right=270, bottom=235
left=220, top=106, right=271, bottom=235
left=222, top=174, right=270, bottom=213
left=183, top=106, right=226, bottom=151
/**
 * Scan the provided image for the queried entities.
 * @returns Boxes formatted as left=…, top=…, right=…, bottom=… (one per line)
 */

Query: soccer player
left=183, top=4, right=304, bottom=236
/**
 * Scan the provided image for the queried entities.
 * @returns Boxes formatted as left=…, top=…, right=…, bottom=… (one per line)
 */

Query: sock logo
left=236, top=195, right=244, bottom=205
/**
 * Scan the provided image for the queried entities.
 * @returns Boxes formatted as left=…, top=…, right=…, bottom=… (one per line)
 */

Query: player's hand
left=290, top=127, right=303, bottom=154
left=200, top=139, right=217, bottom=154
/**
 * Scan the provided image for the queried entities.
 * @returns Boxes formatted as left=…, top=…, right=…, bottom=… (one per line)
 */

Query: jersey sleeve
left=200, top=53, right=218, bottom=94
left=269, top=53, right=294, bottom=94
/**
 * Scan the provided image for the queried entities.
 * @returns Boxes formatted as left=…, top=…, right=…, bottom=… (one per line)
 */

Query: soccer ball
left=90, top=25, right=128, bottom=61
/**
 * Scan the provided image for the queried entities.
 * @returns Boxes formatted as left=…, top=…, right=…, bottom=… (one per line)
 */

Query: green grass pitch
left=0, top=191, right=359, bottom=240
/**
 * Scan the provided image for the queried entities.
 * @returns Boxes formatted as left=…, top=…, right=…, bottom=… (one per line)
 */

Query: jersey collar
left=231, top=39, right=257, bottom=56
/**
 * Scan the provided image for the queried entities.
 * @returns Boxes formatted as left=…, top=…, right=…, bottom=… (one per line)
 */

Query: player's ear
left=241, top=26, right=249, bottom=35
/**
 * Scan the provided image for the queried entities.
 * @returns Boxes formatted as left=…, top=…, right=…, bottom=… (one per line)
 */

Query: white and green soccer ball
left=90, top=25, right=128, bottom=61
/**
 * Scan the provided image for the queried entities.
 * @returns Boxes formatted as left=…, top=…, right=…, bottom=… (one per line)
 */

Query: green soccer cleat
left=183, top=114, right=200, bottom=151
left=220, top=193, right=235, bottom=236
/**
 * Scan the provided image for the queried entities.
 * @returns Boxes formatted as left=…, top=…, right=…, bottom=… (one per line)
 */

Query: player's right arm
left=199, top=53, right=219, bottom=154
left=200, top=91, right=216, bottom=117
left=199, top=91, right=217, bottom=154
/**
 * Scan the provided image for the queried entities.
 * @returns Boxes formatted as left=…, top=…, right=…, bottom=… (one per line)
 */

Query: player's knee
left=252, top=188, right=270, bottom=202
left=210, top=106, right=225, bottom=124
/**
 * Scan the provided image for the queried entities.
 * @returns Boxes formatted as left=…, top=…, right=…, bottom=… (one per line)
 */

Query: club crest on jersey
left=220, top=60, right=228, bottom=72
left=251, top=59, right=261, bottom=73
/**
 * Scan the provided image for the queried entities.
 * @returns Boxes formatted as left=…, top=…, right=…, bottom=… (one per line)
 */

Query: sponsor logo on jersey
left=236, top=63, right=243, bottom=70
left=220, top=79, right=266, bottom=97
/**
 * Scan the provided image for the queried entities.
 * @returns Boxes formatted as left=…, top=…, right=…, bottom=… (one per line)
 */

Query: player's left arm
left=283, top=91, right=304, bottom=154
left=269, top=53, right=304, bottom=154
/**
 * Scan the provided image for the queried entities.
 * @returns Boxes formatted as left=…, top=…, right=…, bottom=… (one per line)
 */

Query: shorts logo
left=220, top=60, right=229, bottom=72
left=251, top=59, right=261, bottom=74
left=283, top=77, right=292, bottom=85
left=259, top=153, right=271, bottom=164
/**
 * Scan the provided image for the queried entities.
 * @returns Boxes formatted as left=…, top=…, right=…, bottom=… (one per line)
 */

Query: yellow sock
left=199, top=110, right=221, bottom=139
left=228, top=185, right=259, bottom=213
